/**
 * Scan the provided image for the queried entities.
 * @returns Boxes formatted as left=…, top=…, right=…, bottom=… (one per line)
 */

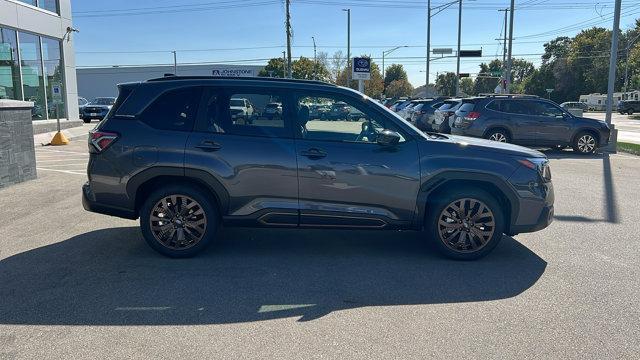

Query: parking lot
left=0, top=136, right=639, bottom=359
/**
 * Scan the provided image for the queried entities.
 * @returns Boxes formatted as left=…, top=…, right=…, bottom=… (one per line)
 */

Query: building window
left=42, top=37, right=65, bottom=118
left=18, top=32, right=47, bottom=120
left=16, top=0, right=59, bottom=14
left=0, top=27, right=22, bottom=100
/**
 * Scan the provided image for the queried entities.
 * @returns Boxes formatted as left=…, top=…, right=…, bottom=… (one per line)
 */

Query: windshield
left=230, top=99, right=245, bottom=107
left=91, top=98, right=115, bottom=105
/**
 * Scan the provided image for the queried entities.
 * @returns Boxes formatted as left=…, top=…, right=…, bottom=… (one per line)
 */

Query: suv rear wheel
left=485, top=129, right=510, bottom=143
left=628, top=109, right=634, bottom=115
left=427, top=188, right=505, bottom=260
left=572, top=131, right=598, bottom=154
left=140, top=185, right=219, bottom=258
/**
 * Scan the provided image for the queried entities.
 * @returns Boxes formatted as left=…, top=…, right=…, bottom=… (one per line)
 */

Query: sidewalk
left=34, top=123, right=93, bottom=145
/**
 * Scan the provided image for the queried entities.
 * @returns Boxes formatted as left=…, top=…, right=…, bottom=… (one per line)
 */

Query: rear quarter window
left=139, top=87, right=202, bottom=132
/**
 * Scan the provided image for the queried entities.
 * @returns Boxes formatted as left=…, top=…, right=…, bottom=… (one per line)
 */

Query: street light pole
left=343, top=9, right=351, bottom=85
left=426, top=0, right=431, bottom=88
left=455, top=0, right=462, bottom=96
left=605, top=0, right=622, bottom=128
left=172, top=50, right=177, bottom=75
left=506, top=0, right=515, bottom=92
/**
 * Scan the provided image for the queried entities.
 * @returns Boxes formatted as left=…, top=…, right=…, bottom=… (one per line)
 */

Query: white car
left=230, top=98, right=254, bottom=123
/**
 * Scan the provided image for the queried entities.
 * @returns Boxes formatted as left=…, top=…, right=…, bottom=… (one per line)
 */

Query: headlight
left=518, top=158, right=551, bottom=182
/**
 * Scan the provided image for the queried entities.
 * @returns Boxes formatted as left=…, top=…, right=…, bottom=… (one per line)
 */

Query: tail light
left=89, top=130, right=118, bottom=153
left=464, top=111, right=481, bottom=121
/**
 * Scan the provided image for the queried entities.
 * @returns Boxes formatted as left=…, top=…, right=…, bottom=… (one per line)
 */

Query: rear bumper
left=82, top=182, right=137, bottom=219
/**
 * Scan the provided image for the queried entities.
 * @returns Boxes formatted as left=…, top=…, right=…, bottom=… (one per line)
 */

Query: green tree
left=473, top=60, right=502, bottom=94
left=384, top=64, right=408, bottom=88
left=292, top=56, right=330, bottom=81
left=258, top=58, right=285, bottom=78
left=460, top=77, right=474, bottom=96
left=386, top=79, right=413, bottom=98
left=436, top=73, right=457, bottom=96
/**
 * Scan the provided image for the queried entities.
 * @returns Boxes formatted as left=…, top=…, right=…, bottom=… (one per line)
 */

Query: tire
left=83, top=119, right=91, bottom=123
left=485, top=128, right=510, bottom=143
left=572, top=131, right=598, bottom=155
left=628, top=109, right=634, bottom=115
left=426, top=188, right=505, bottom=260
left=139, top=184, right=219, bottom=258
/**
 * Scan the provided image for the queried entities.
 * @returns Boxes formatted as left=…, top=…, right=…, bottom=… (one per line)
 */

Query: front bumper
left=510, top=204, right=554, bottom=234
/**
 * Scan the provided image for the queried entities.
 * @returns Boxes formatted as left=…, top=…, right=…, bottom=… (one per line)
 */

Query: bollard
left=50, top=103, right=69, bottom=145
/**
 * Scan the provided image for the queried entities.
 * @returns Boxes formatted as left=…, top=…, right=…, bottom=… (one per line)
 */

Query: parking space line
left=37, top=163, right=88, bottom=167
left=37, top=158, right=89, bottom=163
left=37, top=167, right=86, bottom=175
left=36, top=148, right=88, bottom=155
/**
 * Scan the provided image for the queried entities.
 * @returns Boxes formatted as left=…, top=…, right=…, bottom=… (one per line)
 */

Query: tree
left=460, top=77, right=474, bottom=96
left=473, top=60, right=502, bottom=94
left=258, top=58, right=285, bottom=78
left=384, top=64, right=408, bottom=88
left=436, top=73, right=458, bottom=96
left=386, top=79, right=413, bottom=98
left=292, top=56, right=330, bottom=81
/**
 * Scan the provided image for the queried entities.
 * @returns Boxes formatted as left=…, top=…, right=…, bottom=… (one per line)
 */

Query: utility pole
left=312, top=36, right=317, bottom=80
left=499, top=8, right=508, bottom=93
left=426, top=0, right=431, bottom=88
left=455, top=0, right=462, bottom=96
left=172, top=50, right=177, bottom=75
left=505, top=0, right=515, bottom=92
left=282, top=51, right=286, bottom=78
left=285, top=0, right=293, bottom=78
left=605, top=0, right=622, bottom=127
left=343, top=9, right=351, bottom=85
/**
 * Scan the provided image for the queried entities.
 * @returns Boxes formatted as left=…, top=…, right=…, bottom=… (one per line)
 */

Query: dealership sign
left=212, top=68, right=255, bottom=77
left=352, top=57, right=371, bottom=80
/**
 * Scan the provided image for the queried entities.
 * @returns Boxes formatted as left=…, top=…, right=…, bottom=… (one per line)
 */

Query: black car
left=617, top=100, right=640, bottom=115
left=83, top=76, right=554, bottom=260
left=450, top=95, right=611, bottom=154
left=81, top=97, right=116, bottom=123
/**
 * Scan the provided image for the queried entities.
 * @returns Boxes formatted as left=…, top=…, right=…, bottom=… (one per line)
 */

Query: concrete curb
left=34, top=124, right=91, bottom=145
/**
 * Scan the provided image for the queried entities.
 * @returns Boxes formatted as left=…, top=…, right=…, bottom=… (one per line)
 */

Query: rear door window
left=139, top=87, right=202, bottom=131
left=501, top=100, right=531, bottom=115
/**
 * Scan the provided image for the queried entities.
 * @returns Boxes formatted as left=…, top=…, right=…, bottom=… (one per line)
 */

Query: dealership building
left=77, top=64, right=265, bottom=101
left=0, top=0, right=78, bottom=123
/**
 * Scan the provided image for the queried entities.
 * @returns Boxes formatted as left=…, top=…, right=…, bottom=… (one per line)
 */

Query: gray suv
left=451, top=95, right=611, bottom=154
left=83, top=77, right=554, bottom=260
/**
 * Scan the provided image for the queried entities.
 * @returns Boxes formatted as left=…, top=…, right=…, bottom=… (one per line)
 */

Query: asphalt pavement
left=0, top=137, right=639, bottom=359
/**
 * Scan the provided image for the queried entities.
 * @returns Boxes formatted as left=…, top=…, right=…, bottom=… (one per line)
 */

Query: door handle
left=195, top=140, right=222, bottom=151
left=300, top=148, right=327, bottom=159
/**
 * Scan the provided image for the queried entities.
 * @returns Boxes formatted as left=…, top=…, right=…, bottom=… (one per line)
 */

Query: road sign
left=432, top=48, right=453, bottom=55
left=545, top=88, right=554, bottom=93
left=459, top=73, right=470, bottom=78
left=352, top=57, right=371, bottom=80
left=459, top=50, right=482, bottom=57
left=51, top=84, right=63, bottom=105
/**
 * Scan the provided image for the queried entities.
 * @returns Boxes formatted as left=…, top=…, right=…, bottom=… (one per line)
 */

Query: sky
left=71, top=0, right=640, bottom=87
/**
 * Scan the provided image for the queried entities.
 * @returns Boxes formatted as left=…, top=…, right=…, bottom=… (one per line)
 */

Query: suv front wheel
left=427, top=188, right=505, bottom=260
left=140, top=185, right=219, bottom=258
left=572, top=131, right=598, bottom=154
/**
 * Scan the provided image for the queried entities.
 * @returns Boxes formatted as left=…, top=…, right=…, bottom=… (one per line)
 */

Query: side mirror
left=377, top=129, right=401, bottom=147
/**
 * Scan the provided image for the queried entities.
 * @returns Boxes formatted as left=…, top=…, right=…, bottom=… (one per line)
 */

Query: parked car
left=229, top=97, right=254, bottom=124
left=396, top=100, right=421, bottom=121
left=264, top=102, right=282, bottom=119
left=390, top=99, right=412, bottom=112
left=81, top=97, right=116, bottom=123
left=450, top=95, right=611, bottom=154
left=617, top=100, right=640, bottom=115
left=83, top=76, right=554, bottom=260
left=560, top=102, right=588, bottom=112
left=411, top=99, right=447, bottom=131
left=432, top=100, right=462, bottom=134
left=328, top=101, right=351, bottom=120
left=78, top=97, right=88, bottom=113
left=309, top=104, right=330, bottom=119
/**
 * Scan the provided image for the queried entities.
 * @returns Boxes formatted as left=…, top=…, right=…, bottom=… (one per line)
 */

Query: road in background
left=584, top=112, right=640, bottom=144
left=0, top=137, right=638, bottom=359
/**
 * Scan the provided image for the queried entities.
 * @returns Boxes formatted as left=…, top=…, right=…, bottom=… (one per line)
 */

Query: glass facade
left=0, top=25, right=66, bottom=120
left=16, top=0, right=59, bottom=14
left=0, top=27, right=22, bottom=100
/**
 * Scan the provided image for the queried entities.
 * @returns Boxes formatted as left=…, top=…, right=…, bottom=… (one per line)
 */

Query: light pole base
left=603, top=124, right=618, bottom=154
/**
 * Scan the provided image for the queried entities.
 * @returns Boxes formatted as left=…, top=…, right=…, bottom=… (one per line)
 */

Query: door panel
left=186, top=87, right=299, bottom=223
left=296, top=140, right=420, bottom=226
left=294, top=92, right=421, bottom=227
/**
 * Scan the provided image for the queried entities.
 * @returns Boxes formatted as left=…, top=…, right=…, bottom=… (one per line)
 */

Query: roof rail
left=478, top=93, right=539, bottom=98
left=146, top=75, right=336, bottom=86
